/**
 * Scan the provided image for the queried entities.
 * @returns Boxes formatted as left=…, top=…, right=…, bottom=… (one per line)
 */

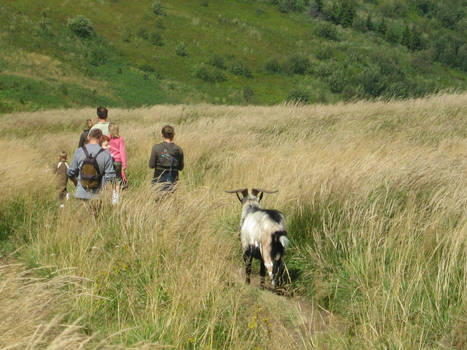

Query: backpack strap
left=81, top=146, right=90, bottom=158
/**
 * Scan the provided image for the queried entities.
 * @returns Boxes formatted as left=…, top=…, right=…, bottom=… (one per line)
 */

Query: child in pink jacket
left=108, top=123, right=128, bottom=185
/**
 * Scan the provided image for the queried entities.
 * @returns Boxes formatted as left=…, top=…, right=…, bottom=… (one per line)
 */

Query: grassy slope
left=0, top=0, right=466, bottom=112
left=1, top=94, right=466, bottom=349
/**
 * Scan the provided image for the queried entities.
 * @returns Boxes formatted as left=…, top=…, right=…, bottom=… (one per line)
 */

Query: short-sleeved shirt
left=148, top=142, right=184, bottom=181
left=89, top=122, right=110, bottom=136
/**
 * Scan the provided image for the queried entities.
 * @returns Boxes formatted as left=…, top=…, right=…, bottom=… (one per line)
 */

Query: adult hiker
left=89, top=106, right=110, bottom=136
left=78, top=119, right=94, bottom=148
left=67, top=128, right=116, bottom=200
left=149, top=125, right=184, bottom=191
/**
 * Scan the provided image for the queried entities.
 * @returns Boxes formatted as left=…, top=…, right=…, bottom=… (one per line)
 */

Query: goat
left=226, top=188, right=290, bottom=288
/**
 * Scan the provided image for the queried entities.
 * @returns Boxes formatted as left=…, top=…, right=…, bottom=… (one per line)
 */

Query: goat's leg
left=260, top=260, right=266, bottom=288
left=243, top=252, right=252, bottom=284
left=263, top=255, right=275, bottom=286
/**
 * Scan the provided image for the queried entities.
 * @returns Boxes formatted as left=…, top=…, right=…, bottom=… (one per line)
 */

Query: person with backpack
left=89, top=106, right=110, bottom=136
left=78, top=119, right=94, bottom=148
left=67, top=128, right=116, bottom=200
left=149, top=125, right=184, bottom=192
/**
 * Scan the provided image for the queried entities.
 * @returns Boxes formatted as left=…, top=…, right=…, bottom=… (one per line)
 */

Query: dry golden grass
left=0, top=93, right=466, bottom=349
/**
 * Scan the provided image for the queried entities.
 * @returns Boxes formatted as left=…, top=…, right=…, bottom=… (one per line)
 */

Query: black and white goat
left=226, top=188, right=289, bottom=288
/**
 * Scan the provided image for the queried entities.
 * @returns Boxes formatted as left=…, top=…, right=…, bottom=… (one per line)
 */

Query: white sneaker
left=112, top=190, right=119, bottom=205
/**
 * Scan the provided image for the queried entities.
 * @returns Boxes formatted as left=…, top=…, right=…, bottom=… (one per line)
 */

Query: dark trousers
left=152, top=170, right=178, bottom=192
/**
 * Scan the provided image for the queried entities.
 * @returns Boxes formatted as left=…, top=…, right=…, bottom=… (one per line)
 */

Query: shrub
left=284, top=54, right=310, bottom=75
left=230, top=61, right=252, bottom=78
left=67, top=15, right=94, bottom=38
left=328, top=69, right=345, bottom=93
left=314, top=21, right=339, bottom=40
left=315, top=45, right=334, bottom=60
left=277, top=0, right=301, bottom=13
left=149, top=32, right=163, bottom=46
left=265, top=58, right=281, bottom=73
left=89, top=45, right=107, bottom=66
left=208, top=54, right=226, bottom=70
left=287, top=89, right=309, bottom=103
left=194, top=63, right=226, bottom=83
left=242, top=86, right=254, bottom=103
left=175, top=42, right=188, bottom=57
left=137, top=27, right=149, bottom=40
left=152, top=2, right=166, bottom=16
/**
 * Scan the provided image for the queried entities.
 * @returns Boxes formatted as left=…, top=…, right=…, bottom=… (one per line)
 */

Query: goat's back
left=240, top=209, right=286, bottom=252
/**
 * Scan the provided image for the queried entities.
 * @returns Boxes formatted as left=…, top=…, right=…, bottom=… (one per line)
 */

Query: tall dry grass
left=0, top=93, right=466, bottom=349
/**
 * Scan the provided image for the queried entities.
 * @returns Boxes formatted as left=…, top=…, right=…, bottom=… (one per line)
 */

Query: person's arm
left=178, top=148, right=184, bottom=171
left=120, top=138, right=127, bottom=170
left=66, top=149, right=81, bottom=179
left=103, top=153, right=116, bottom=183
left=149, top=146, right=157, bottom=169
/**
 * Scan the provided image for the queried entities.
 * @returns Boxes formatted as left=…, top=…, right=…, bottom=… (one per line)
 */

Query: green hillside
left=0, top=0, right=466, bottom=112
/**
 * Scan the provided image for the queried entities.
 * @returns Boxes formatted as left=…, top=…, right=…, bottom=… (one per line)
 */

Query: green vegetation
left=0, top=0, right=466, bottom=112
left=1, top=95, right=466, bottom=348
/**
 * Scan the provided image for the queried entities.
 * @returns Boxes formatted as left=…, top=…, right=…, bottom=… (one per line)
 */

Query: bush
left=88, top=45, right=107, bottom=66
left=328, top=69, right=345, bottom=93
left=243, top=86, right=254, bottom=103
left=149, top=32, right=163, bottom=46
left=314, top=21, right=339, bottom=40
left=277, top=0, right=301, bottom=13
left=152, top=2, right=166, bottom=16
left=175, top=42, right=188, bottom=57
left=67, top=15, right=94, bottom=38
left=194, top=64, right=226, bottom=83
left=287, top=89, right=309, bottom=103
left=265, top=58, right=281, bottom=73
left=208, top=54, right=226, bottom=70
left=315, top=45, right=334, bottom=60
left=230, top=61, right=252, bottom=78
left=284, top=54, right=310, bottom=75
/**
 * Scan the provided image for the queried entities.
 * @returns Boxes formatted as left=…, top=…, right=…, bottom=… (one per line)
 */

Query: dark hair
left=161, top=125, right=175, bottom=140
left=97, top=106, right=108, bottom=119
left=88, top=128, right=103, bottom=140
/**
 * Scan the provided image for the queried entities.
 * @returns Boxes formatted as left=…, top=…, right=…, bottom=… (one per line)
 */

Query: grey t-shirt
left=67, top=143, right=116, bottom=200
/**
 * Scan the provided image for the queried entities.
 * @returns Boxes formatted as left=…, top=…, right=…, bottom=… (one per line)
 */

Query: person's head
left=87, top=128, right=103, bottom=144
left=100, top=135, right=110, bottom=150
left=161, top=125, right=175, bottom=141
left=109, top=123, right=120, bottom=139
left=97, top=106, right=108, bottom=120
left=58, top=151, right=67, bottom=162
left=86, top=119, right=93, bottom=129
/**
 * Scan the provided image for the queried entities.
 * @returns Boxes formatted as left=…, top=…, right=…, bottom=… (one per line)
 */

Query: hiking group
left=54, top=106, right=184, bottom=207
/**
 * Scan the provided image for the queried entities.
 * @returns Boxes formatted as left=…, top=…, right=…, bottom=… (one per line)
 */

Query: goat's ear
left=241, top=189, right=248, bottom=198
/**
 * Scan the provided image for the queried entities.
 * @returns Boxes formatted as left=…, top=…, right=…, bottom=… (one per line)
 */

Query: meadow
left=0, top=94, right=466, bottom=349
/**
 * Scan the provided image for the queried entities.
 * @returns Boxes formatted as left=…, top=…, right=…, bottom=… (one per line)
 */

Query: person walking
left=67, top=128, right=116, bottom=201
left=78, top=119, right=94, bottom=148
left=149, top=125, right=184, bottom=191
left=54, top=151, right=76, bottom=208
left=89, top=106, right=110, bottom=136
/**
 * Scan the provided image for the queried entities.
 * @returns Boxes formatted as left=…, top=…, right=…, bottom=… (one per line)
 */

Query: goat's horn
left=252, top=188, right=278, bottom=194
left=225, top=188, right=248, bottom=193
